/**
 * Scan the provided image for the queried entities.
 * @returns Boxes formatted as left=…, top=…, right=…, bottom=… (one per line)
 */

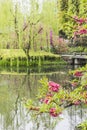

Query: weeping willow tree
left=41, top=0, right=58, bottom=33
left=0, top=0, right=14, bottom=48
left=36, top=0, right=59, bottom=52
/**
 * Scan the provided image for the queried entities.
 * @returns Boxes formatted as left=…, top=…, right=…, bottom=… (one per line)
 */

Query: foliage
left=77, top=120, right=87, bottom=130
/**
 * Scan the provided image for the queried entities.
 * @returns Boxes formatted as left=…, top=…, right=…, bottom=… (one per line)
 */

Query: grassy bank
left=0, top=49, right=66, bottom=67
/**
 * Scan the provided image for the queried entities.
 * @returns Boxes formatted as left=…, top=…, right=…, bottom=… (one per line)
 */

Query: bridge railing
left=57, top=52, right=87, bottom=55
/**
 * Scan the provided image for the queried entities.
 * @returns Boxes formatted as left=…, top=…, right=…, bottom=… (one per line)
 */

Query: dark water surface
left=0, top=65, right=87, bottom=130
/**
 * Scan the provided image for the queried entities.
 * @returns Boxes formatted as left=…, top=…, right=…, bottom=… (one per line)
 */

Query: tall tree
left=0, top=0, right=14, bottom=48
left=57, top=0, right=68, bottom=37
left=41, top=0, right=58, bottom=34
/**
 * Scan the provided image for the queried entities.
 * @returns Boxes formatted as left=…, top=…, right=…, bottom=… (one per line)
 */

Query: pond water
left=0, top=65, right=87, bottom=130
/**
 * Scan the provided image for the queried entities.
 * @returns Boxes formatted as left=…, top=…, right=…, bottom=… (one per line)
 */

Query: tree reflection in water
left=0, top=66, right=87, bottom=130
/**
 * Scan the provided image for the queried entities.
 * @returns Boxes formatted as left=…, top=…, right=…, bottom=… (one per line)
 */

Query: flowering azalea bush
left=24, top=65, right=87, bottom=117
left=72, top=16, right=87, bottom=49
left=49, top=30, right=69, bottom=54
left=52, top=37, right=69, bottom=54
left=24, top=16, right=87, bottom=119
left=73, top=16, right=87, bottom=37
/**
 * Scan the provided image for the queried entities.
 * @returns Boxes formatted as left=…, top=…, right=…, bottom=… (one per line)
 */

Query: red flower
left=49, top=108, right=59, bottom=117
left=73, top=16, right=86, bottom=25
left=79, top=29, right=87, bottom=35
left=48, top=81, right=61, bottom=92
left=74, top=100, right=81, bottom=105
left=43, top=96, right=52, bottom=104
left=78, top=18, right=85, bottom=25
left=74, top=71, right=83, bottom=77
left=85, top=100, right=87, bottom=104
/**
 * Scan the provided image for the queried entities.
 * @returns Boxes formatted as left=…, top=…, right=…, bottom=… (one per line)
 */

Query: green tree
left=79, top=0, right=87, bottom=17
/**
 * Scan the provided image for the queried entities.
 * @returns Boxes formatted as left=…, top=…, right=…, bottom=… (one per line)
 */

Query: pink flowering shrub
left=52, top=36, right=69, bottom=54
left=73, top=100, right=81, bottom=105
left=73, top=16, right=87, bottom=25
left=43, top=95, right=52, bottom=104
left=72, top=16, right=87, bottom=48
left=73, top=71, right=83, bottom=77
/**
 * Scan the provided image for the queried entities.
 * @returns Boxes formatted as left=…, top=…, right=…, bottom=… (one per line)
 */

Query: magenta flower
left=74, top=29, right=87, bottom=36
left=79, top=29, right=87, bottom=35
left=48, top=81, right=61, bottom=92
left=78, top=18, right=85, bottom=25
left=49, top=108, right=59, bottom=117
left=74, top=71, right=83, bottom=77
left=43, top=98, right=50, bottom=104
left=73, top=16, right=87, bottom=25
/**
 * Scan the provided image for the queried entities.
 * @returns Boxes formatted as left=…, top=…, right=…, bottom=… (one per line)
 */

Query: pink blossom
left=74, top=29, right=87, bottom=36
left=85, top=18, right=87, bottom=23
left=85, top=100, right=87, bottom=104
left=74, top=71, right=83, bottom=77
left=39, top=98, right=44, bottom=103
left=74, top=100, right=81, bottom=105
left=73, top=16, right=78, bottom=21
left=46, top=93, right=53, bottom=97
left=48, top=81, right=61, bottom=92
left=79, top=29, right=87, bottom=35
left=77, top=18, right=86, bottom=25
left=73, top=16, right=86, bottom=25
left=43, top=96, right=52, bottom=104
left=49, top=108, right=59, bottom=117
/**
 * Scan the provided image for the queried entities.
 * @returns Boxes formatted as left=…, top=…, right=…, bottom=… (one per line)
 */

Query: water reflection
left=0, top=65, right=87, bottom=130
left=55, top=105, right=87, bottom=130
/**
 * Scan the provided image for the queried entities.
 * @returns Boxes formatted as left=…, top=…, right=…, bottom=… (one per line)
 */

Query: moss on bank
left=0, top=49, right=66, bottom=67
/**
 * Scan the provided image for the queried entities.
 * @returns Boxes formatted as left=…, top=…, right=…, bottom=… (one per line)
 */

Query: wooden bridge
left=61, top=52, right=87, bottom=65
